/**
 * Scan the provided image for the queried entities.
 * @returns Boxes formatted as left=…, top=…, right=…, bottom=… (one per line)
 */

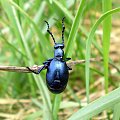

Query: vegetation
left=0, top=0, right=120, bottom=119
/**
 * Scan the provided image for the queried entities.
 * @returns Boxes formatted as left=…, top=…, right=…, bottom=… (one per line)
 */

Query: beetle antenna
left=62, top=17, right=65, bottom=44
left=45, top=21, right=56, bottom=44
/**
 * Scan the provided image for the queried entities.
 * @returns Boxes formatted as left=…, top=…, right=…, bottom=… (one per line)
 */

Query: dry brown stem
left=0, top=58, right=119, bottom=73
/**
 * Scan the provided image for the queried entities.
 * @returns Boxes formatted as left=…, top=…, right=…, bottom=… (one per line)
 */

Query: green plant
left=0, top=0, right=120, bottom=119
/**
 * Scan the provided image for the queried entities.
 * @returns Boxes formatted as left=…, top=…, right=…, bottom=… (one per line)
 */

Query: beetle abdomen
left=46, top=59, right=69, bottom=94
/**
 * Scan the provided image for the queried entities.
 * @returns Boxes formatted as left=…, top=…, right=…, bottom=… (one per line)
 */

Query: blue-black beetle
left=27, top=17, right=72, bottom=94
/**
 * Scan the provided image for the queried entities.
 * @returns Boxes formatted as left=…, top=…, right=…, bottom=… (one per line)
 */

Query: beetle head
left=54, top=43, right=64, bottom=58
left=54, top=43, right=64, bottom=49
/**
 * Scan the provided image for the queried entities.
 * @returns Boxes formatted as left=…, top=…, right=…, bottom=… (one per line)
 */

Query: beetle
left=27, top=17, right=72, bottom=94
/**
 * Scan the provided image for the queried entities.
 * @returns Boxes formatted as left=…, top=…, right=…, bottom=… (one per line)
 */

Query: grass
left=102, top=0, right=112, bottom=93
left=0, top=0, right=120, bottom=119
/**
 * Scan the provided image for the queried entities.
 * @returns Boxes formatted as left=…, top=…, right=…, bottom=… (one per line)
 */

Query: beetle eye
left=54, top=46, right=59, bottom=49
left=60, top=46, right=64, bottom=49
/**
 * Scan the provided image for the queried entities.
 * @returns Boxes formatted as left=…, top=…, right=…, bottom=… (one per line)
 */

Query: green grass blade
left=11, top=6, right=33, bottom=61
left=65, top=0, right=86, bottom=57
left=113, top=102, right=120, bottom=120
left=68, top=87, right=120, bottom=120
left=10, top=2, right=52, bottom=111
left=1, top=0, right=52, bottom=119
left=10, top=0, right=51, bottom=58
left=102, top=0, right=112, bottom=93
left=25, top=110, right=42, bottom=120
left=1, top=0, right=36, bottom=95
left=53, top=0, right=73, bottom=20
left=52, top=94, right=62, bottom=120
left=0, top=0, right=24, bottom=51
left=85, top=7, right=120, bottom=103
left=0, top=33, right=27, bottom=58
left=7, top=2, right=52, bottom=116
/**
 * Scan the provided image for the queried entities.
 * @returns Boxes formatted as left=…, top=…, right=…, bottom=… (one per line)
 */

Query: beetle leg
left=65, top=58, right=71, bottom=61
left=28, top=58, right=53, bottom=74
left=66, top=58, right=72, bottom=70
left=27, top=65, right=47, bottom=74
left=43, top=58, right=53, bottom=64
left=67, top=66, right=72, bottom=70
left=47, top=58, right=53, bottom=61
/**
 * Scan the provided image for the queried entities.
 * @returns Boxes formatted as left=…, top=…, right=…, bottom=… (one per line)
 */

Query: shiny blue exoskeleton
left=27, top=17, right=72, bottom=94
